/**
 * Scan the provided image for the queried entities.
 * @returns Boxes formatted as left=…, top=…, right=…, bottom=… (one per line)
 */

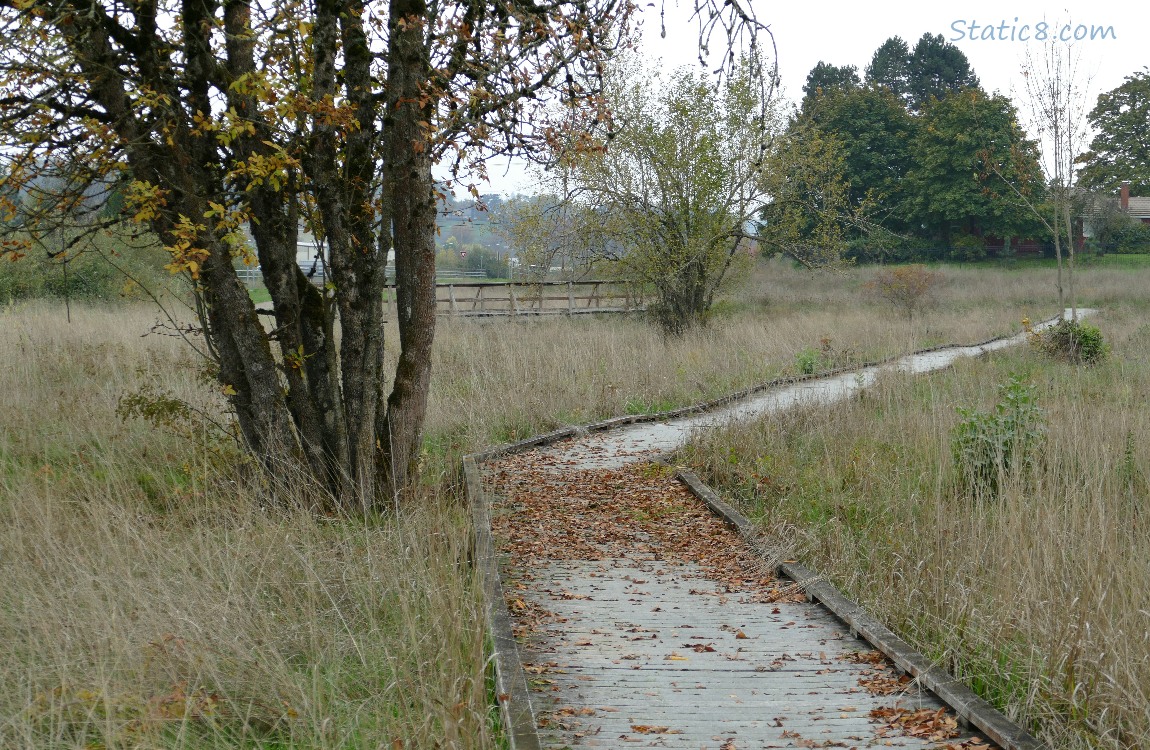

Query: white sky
left=480, top=0, right=1148, bottom=195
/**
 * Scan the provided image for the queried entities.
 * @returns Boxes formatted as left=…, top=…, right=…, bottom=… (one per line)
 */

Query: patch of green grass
left=959, top=253, right=1150, bottom=271
left=623, top=396, right=681, bottom=415
left=1077, top=252, right=1150, bottom=268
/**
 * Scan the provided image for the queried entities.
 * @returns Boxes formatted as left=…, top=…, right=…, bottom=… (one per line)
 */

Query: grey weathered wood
left=510, top=559, right=986, bottom=749
left=465, top=456, right=542, bottom=750
left=678, top=469, right=1046, bottom=750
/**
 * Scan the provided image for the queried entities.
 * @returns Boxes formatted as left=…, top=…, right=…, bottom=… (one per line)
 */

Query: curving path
left=480, top=313, right=1091, bottom=749
left=534, top=312, right=1093, bottom=469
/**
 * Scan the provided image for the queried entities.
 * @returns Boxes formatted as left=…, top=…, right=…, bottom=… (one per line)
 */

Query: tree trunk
left=377, top=0, right=439, bottom=502
left=306, top=0, right=388, bottom=510
left=1052, top=205, right=1065, bottom=318
left=11, top=0, right=639, bottom=515
left=1063, top=199, right=1077, bottom=323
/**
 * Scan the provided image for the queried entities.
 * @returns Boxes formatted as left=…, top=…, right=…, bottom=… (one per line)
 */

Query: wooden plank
left=677, top=469, right=1046, bottom=750
left=466, top=325, right=1067, bottom=750
left=465, top=456, right=542, bottom=750
left=506, top=558, right=985, bottom=749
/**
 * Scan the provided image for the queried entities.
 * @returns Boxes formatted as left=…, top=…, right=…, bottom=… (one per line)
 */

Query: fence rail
left=237, top=266, right=490, bottom=287
left=388, top=280, right=645, bottom=317
left=242, top=272, right=646, bottom=318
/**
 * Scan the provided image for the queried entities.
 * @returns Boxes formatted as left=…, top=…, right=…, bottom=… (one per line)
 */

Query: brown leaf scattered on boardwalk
left=870, top=705, right=960, bottom=741
left=487, top=448, right=982, bottom=748
left=840, top=650, right=912, bottom=695
left=630, top=724, right=682, bottom=734
left=941, top=740, right=993, bottom=750
left=487, top=454, right=799, bottom=602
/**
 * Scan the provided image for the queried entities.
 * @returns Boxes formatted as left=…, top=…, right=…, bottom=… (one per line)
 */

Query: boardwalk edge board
left=464, top=318, right=1063, bottom=750
left=676, top=469, right=1047, bottom=750
left=464, top=455, right=544, bottom=750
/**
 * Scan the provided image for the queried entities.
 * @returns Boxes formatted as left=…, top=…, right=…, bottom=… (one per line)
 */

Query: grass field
left=682, top=301, right=1150, bottom=748
left=2, top=256, right=1147, bottom=747
left=0, top=307, right=495, bottom=749
left=966, top=252, right=1150, bottom=271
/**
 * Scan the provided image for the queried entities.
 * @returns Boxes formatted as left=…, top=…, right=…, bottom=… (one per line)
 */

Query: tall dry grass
left=683, top=304, right=1150, bottom=749
left=0, top=304, right=495, bottom=749
left=3, top=257, right=1146, bottom=747
left=422, top=258, right=1075, bottom=461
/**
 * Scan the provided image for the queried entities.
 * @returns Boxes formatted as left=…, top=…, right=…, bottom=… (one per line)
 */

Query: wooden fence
left=385, top=280, right=645, bottom=317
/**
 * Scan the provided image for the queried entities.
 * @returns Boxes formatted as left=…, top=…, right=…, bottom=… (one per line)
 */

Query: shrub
left=864, top=264, right=945, bottom=321
left=793, top=337, right=852, bottom=375
left=1032, top=319, right=1109, bottom=364
left=795, top=347, right=821, bottom=375
left=0, top=231, right=173, bottom=303
left=951, top=374, right=1045, bottom=498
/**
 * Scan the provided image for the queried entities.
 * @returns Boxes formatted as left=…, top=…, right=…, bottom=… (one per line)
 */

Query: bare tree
left=1019, top=40, right=1093, bottom=321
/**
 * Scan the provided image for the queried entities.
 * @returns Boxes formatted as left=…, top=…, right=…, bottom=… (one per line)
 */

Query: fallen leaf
left=630, top=724, right=682, bottom=734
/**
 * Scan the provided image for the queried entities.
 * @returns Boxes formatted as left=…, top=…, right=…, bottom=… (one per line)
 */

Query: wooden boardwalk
left=526, top=560, right=980, bottom=748
left=485, top=458, right=994, bottom=750
left=475, top=323, right=1090, bottom=749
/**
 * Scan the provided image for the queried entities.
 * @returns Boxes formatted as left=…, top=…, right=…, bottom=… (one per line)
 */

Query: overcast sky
left=479, top=0, right=1148, bottom=195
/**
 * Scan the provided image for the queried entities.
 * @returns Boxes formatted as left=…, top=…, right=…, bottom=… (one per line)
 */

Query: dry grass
left=3, top=256, right=1146, bottom=748
left=0, top=304, right=495, bottom=749
left=683, top=302, right=1150, bottom=749
left=422, top=258, right=1072, bottom=460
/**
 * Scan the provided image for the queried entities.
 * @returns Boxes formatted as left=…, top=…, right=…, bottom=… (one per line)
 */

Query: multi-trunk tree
left=0, top=0, right=769, bottom=511
left=0, top=0, right=632, bottom=511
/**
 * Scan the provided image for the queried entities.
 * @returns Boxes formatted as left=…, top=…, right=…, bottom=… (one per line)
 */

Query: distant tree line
left=788, top=34, right=1150, bottom=261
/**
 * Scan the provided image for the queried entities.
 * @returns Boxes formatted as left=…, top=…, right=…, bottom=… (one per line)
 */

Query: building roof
left=1127, top=196, right=1150, bottom=218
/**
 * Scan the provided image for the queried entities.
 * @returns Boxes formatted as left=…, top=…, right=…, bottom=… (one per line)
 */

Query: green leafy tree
left=463, top=246, right=509, bottom=279
left=1078, top=69, right=1150, bottom=194
left=802, top=85, right=917, bottom=231
left=800, top=62, right=861, bottom=112
left=865, top=36, right=912, bottom=105
left=903, top=89, right=1045, bottom=248
left=907, top=33, right=980, bottom=111
left=757, top=127, right=854, bottom=267
left=1082, top=192, right=1150, bottom=253
left=792, top=33, right=984, bottom=255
